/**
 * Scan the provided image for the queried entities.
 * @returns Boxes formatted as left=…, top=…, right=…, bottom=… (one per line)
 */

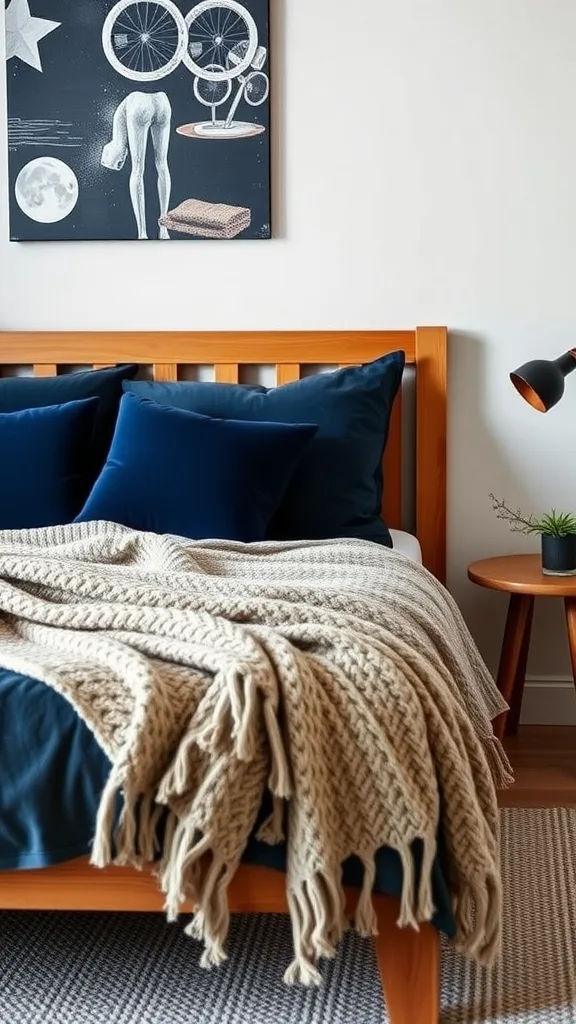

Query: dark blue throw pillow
left=0, top=398, right=99, bottom=529
left=0, top=363, right=138, bottom=472
left=76, top=393, right=318, bottom=543
left=124, top=352, right=405, bottom=545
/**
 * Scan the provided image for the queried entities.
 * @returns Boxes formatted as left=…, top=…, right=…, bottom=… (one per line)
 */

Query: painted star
left=5, top=0, right=60, bottom=73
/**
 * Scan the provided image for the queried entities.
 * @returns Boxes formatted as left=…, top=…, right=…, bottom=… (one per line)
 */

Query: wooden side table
left=468, top=554, right=576, bottom=741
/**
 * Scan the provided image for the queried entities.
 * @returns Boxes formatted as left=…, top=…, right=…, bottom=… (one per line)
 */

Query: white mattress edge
left=389, top=529, right=423, bottom=564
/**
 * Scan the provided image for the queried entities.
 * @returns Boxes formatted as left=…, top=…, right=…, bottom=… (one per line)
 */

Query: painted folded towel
left=160, top=198, right=251, bottom=239
left=0, top=524, right=512, bottom=984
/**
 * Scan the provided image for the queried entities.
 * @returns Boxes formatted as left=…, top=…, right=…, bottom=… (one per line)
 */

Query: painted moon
left=15, top=157, right=79, bottom=224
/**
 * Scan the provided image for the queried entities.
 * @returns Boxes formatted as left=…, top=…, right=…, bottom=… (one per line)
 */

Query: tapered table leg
left=494, top=594, right=534, bottom=740
left=565, top=597, right=576, bottom=690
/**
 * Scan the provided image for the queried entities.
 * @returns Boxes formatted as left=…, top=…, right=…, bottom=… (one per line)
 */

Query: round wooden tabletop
left=468, top=554, right=576, bottom=596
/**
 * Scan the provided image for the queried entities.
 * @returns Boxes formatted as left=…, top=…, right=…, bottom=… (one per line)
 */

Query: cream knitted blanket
left=0, top=522, right=512, bottom=983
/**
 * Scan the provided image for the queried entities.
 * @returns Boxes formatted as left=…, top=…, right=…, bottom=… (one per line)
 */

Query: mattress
left=390, top=529, right=423, bottom=563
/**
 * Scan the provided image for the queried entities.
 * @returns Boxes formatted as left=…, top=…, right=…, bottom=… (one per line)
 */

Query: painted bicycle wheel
left=183, top=1, right=258, bottom=81
left=193, top=65, right=232, bottom=106
left=244, top=70, right=269, bottom=106
left=102, top=0, right=188, bottom=82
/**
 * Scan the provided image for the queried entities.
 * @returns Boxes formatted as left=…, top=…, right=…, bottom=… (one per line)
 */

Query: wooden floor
left=500, top=725, right=576, bottom=808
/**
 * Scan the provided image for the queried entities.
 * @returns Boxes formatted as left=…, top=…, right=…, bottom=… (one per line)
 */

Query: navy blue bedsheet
left=0, top=669, right=455, bottom=937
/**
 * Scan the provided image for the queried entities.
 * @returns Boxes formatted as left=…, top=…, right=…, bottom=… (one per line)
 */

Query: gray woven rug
left=1, top=808, right=575, bottom=1023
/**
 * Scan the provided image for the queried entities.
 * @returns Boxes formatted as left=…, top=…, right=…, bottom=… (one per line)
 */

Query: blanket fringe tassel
left=486, top=734, right=515, bottom=789
left=185, top=857, right=237, bottom=969
left=91, top=778, right=169, bottom=871
left=91, top=780, right=500, bottom=981
left=192, top=678, right=292, bottom=804
left=256, top=796, right=285, bottom=845
left=453, top=871, right=502, bottom=965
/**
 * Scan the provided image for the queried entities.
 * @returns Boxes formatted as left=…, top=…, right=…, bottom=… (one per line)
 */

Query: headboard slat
left=276, top=364, right=300, bottom=385
left=215, top=365, right=239, bottom=384
left=153, top=364, right=178, bottom=382
left=33, top=364, right=57, bottom=377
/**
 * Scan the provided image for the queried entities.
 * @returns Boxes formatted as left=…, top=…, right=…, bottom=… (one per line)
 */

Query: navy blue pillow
left=124, top=352, right=405, bottom=545
left=0, top=363, right=138, bottom=472
left=76, top=393, right=318, bottom=542
left=0, top=398, right=99, bottom=529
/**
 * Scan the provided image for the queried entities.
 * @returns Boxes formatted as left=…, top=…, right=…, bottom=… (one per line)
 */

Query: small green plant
left=490, top=495, right=576, bottom=537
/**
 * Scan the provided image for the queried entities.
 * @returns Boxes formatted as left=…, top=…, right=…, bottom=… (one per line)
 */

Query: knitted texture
left=0, top=522, right=512, bottom=983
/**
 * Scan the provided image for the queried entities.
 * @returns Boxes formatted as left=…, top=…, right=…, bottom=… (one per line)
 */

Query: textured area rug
left=1, top=808, right=575, bottom=1023
left=441, top=807, right=576, bottom=1023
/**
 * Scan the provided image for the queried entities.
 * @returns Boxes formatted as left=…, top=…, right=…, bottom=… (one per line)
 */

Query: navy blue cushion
left=76, top=393, right=318, bottom=542
left=0, top=398, right=99, bottom=529
left=0, top=364, right=138, bottom=471
left=124, top=352, right=405, bottom=545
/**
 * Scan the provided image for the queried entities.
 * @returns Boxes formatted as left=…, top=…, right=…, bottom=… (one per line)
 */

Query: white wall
left=1, top=0, right=575, bottom=712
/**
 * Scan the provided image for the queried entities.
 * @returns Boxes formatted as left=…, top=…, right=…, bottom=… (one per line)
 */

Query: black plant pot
left=541, top=533, right=576, bottom=576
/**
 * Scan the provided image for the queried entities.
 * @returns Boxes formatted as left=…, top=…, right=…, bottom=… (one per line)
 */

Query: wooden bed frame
left=0, top=327, right=447, bottom=1024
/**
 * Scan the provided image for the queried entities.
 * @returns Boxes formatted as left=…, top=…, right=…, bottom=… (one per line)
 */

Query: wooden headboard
left=0, top=327, right=447, bottom=581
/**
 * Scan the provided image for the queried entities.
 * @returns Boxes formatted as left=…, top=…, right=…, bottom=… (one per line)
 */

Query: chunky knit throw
left=0, top=522, right=512, bottom=983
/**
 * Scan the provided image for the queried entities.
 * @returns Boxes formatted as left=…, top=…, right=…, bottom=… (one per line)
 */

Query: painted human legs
left=126, top=106, right=149, bottom=239
left=150, top=109, right=172, bottom=240
left=102, top=91, right=172, bottom=240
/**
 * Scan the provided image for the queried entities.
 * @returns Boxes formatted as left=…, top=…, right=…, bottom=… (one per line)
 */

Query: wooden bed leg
left=373, top=896, right=440, bottom=1024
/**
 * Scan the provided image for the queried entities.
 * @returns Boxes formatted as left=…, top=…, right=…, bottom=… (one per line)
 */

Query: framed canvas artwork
left=4, top=0, right=271, bottom=240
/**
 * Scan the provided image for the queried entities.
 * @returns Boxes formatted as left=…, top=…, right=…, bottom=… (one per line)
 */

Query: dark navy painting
left=4, top=0, right=271, bottom=240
